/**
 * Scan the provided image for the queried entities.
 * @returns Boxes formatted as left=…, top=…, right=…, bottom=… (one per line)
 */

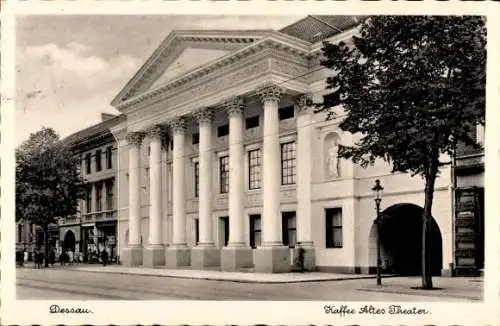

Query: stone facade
left=98, top=17, right=467, bottom=274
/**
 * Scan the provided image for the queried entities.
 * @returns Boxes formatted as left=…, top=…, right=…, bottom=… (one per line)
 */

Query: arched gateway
left=63, top=230, right=76, bottom=252
left=368, top=203, right=443, bottom=276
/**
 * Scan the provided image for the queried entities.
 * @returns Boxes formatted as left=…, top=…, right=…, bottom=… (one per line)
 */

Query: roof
left=279, top=15, right=362, bottom=43
left=62, top=114, right=125, bottom=150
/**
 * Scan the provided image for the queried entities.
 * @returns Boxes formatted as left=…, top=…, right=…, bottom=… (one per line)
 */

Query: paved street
left=16, top=266, right=482, bottom=301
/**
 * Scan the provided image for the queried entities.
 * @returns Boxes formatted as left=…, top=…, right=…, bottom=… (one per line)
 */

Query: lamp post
left=372, top=179, right=384, bottom=286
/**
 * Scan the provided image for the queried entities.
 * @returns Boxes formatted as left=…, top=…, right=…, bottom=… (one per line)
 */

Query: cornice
left=114, top=35, right=312, bottom=112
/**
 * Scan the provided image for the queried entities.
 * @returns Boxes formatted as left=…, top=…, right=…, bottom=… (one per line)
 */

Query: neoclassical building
left=106, top=16, right=473, bottom=275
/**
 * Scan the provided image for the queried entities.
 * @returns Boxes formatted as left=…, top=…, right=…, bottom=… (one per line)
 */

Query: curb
left=61, top=267, right=397, bottom=284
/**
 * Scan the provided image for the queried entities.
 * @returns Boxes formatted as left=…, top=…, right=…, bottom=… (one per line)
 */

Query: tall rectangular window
left=325, top=208, right=343, bottom=248
left=85, top=153, right=91, bottom=174
left=18, top=224, right=22, bottom=243
left=219, top=156, right=229, bottom=193
left=95, top=150, right=102, bottom=172
left=194, top=162, right=199, bottom=198
left=105, top=179, right=114, bottom=210
left=281, top=141, right=296, bottom=185
left=85, top=186, right=92, bottom=214
left=192, top=133, right=200, bottom=145
left=95, top=182, right=103, bottom=212
left=282, top=211, right=296, bottom=247
left=106, top=146, right=113, bottom=169
left=249, top=214, right=261, bottom=249
left=248, top=149, right=261, bottom=189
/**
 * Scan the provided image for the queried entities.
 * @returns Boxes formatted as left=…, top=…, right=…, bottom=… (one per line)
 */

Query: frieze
left=271, top=59, right=308, bottom=81
left=136, top=60, right=269, bottom=121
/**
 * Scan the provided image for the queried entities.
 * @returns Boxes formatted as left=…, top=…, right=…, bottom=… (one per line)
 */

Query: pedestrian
left=101, top=249, right=109, bottom=267
left=50, top=249, right=56, bottom=267
left=68, top=249, right=74, bottom=265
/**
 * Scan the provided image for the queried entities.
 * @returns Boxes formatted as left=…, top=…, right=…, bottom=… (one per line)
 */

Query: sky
left=15, top=15, right=302, bottom=146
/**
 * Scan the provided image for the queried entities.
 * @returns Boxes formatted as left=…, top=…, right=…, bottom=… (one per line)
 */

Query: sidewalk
left=69, top=265, right=388, bottom=283
left=358, top=276, right=483, bottom=301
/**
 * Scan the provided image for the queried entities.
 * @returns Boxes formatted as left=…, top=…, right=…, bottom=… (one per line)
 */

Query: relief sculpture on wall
left=327, top=138, right=339, bottom=178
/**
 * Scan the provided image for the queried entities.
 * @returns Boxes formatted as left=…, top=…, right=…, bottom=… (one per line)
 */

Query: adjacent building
left=58, top=113, right=124, bottom=262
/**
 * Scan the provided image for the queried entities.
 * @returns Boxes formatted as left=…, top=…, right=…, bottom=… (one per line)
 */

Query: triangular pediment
left=111, top=30, right=272, bottom=107
left=149, top=47, right=231, bottom=91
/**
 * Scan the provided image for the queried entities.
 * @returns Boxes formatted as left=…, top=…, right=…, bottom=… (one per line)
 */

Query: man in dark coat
left=101, top=249, right=109, bottom=267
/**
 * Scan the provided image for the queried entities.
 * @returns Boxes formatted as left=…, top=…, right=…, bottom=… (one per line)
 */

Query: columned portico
left=166, top=117, right=191, bottom=267
left=144, top=126, right=166, bottom=267
left=254, top=85, right=291, bottom=273
left=295, top=94, right=316, bottom=271
left=221, top=98, right=253, bottom=271
left=191, top=108, right=220, bottom=268
left=122, top=132, right=144, bottom=267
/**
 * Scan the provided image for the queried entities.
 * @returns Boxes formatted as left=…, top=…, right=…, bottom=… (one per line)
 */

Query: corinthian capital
left=147, top=125, right=164, bottom=139
left=256, top=84, right=284, bottom=104
left=193, top=108, right=214, bottom=126
left=223, top=97, right=246, bottom=118
left=295, top=93, right=313, bottom=114
left=126, top=132, right=144, bottom=146
left=169, top=117, right=186, bottom=135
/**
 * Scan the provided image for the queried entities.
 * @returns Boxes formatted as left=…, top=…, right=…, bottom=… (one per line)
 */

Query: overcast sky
left=15, top=15, right=302, bottom=146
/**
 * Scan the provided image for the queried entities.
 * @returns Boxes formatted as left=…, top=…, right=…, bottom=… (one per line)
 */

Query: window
left=282, top=211, right=296, bottom=247
left=18, top=224, right=22, bottom=243
left=148, top=145, right=151, bottom=156
left=325, top=208, right=343, bottom=248
left=219, top=156, right=229, bottom=193
left=170, top=139, right=174, bottom=150
left=85, top=186, right=92, bottom=214
left=194, top=162, right=199, bottom=198
left=248, top=149, right=261, bottom=189
left=217, top=124, right=229, bottom=137
left=279, top=105, right=295, bottom=120
left=85, top=154, right=91, bottom=174
left=245, top=116, right=260, bottom=129
left=106, top=146, right=112, bottom=169
left=249, top=214, right=261, bottom=249
left=195, top=218, right=199, bottom=245
left=95, top=183, right=103, bottom=212
left=281, top=141, right=296, bottom=185
left=105, top=179, right=114, bottom=210
left=95, top=150, right=102, bottom=172
left=192, top=133, right=199, bottom=145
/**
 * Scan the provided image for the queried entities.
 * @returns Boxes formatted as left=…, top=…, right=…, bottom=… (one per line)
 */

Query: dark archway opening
left=371, top=203, right=443, bottom=276
left=63, top=230, right=76, bottom=252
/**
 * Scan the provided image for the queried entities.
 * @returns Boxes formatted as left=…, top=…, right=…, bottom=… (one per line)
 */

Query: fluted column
left=195, top=108, right=215, bottom=246
left=221, top=98, right=253, bottom=271
left=166, top=117, right=190, bottom=267
left=127, top=132, right=143, bottom=247
left=122, top=131, right=144, bottom=266
left=227, top=98, right=246, bottom=247
left=191, top=108, right=220, bottom=269
left=295, top=94, right=316, bottom=271
left=254, top=84, right=291, bottom=273
left=144, top=126, right=165, bottom=267
left=259, top=85, right=283, bottom=246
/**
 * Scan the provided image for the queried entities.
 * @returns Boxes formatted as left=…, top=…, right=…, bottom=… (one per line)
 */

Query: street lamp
left=372, top=179, right=384, bottom=286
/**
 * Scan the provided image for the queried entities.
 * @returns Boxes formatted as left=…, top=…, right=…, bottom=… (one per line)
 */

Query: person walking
left=101, top=249, right=109, bottom=267
left=68, top=249, right=74, bottom=265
